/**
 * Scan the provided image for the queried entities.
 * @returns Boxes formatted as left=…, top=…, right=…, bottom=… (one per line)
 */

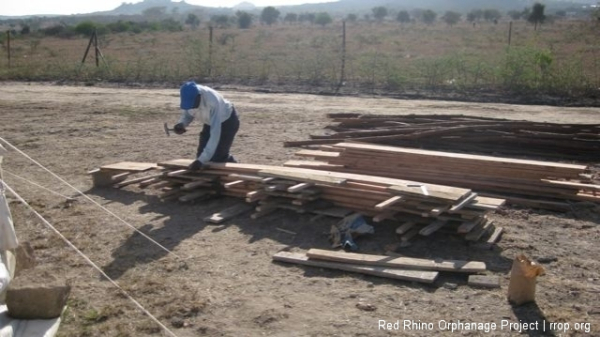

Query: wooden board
left=468, top=275, right=501, bottom=289
left=100, top=162, right=158, bottom=172
left=306, top=249, right=486, bottom=273
left=273, top=251, right=438, bottom=284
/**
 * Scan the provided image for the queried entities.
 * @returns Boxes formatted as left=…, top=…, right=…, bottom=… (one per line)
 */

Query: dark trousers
left=197, top=108, right=239, bottom=163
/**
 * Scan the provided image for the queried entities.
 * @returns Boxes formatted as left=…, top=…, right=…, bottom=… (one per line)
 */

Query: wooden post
left=6, top=30, right=10, bottom=68
left=93, top=29, right=99, bottom=67
left=208, top=26, right=213, bottom=78
left=337, top=20, right=346, bottom=94
left=80, top=32, right=95, bottom=66
left=508, top=21, right=513, bottom=47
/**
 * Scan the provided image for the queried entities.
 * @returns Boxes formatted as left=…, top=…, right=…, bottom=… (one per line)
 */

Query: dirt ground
left=0, top=82, right=599, bottom=337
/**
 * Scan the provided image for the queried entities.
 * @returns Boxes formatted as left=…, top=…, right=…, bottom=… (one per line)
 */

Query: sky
left=2, top=0, right=334, bottom=17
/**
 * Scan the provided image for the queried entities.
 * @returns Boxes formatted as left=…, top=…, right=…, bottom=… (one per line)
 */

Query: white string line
left=1, top=181, right=179, bottom=337
left=3, top=170, right=76, bottom=200
left=0, top=136, right=181, bottom=259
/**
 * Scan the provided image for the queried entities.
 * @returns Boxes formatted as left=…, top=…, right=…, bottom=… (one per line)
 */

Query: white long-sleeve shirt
left=177, top=85, right=233, bottom=164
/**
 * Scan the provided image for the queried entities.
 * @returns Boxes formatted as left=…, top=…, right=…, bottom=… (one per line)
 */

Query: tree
left=284, top=13, right=298, bottom=24
left=397, top=10, right=410, bottom=24
left=261, top=6, right=280, bottom=26
left=442, top=11, right=461, bottom=27
left=211, top=14, right=230, bottom=28
left=466, top=9, right=483, bottom=23
left=372, top=6, right=388, bottom=22
left=236, top=11, right=252, bottom=29
left=75, top=21, right=96, bottom=36
left=346, top=13, right=357, bottom=23
left=185, top=13, right=200, bottom=29
left=299, top=13, right=315, bottom=24
left=20, top=24, right=31, bottom=35
left=483, top=9, right=501, bottom=22
left=422, top=10, right=437, bottom=25
left=528, top=3, right=546, bottom=31
left=314, top=12, right=333, bottom=27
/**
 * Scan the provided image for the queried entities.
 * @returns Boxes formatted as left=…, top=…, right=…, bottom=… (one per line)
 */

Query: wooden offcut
left=306, top=249, right=486, bottom=273
left=273, top=251, right=439, bottom=284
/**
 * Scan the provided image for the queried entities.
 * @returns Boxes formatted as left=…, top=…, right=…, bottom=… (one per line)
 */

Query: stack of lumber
left=91, top=160, right=506, bottom=244
left=273, top=248, right=488, bottom=284
left=284, top=114, right=600, bottom=162
left=286, top=143, right=599, bottom=211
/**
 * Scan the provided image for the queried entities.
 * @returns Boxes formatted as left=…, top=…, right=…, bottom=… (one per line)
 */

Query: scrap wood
left=273, top=251, right=438, bottom=284
left=468, top=275, right=501, bottom=289
left=305, top=248, right=486, bottom=273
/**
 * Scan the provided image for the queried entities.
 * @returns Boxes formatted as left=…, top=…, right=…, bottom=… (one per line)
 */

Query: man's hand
left=173, top=123, right=187, bottom=135
left=188, top=160, right=204, bottom=171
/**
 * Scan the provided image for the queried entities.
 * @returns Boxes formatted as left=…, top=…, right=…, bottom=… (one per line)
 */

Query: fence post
left=508, top=21, right=513, bottom=47
left=7, top=30, right=11, bottom=68
left=93, top=29, right=99, bottom=67
left=208, top=26, right=213, bottom=78
left=337, top=20, right=346, bottom=93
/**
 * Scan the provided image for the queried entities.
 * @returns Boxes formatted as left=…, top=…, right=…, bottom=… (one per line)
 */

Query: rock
left=443, top=282, right=458, bottom=290
left=537, top=256, right=558, bottom=264
left=14, top=242, right=36, bottom=276
left=6, top=267, right=71, bottom=319
left=356, top=302, right=377, bottom=311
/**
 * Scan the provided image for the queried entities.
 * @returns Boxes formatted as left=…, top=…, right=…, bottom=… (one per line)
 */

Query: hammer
left=163, top=122, right=186, bottom=137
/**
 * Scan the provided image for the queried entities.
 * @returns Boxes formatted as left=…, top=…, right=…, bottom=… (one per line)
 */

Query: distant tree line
left=0, top=1, right=592, bottom=40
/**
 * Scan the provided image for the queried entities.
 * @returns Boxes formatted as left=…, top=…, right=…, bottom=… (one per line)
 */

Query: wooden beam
left=375, top=196, right=403, bottom=211
left=273, top=251, right=438, bottom=284
left=306, top=249, right=486, bottom=273
left=287, top=182, right=314, bottom=193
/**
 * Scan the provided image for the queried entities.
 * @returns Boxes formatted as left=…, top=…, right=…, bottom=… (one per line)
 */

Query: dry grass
left=1, top=19, right=599, bottom=96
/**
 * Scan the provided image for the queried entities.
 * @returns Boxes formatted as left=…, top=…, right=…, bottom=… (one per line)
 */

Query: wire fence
left=1, top=20, right=599, bottom=98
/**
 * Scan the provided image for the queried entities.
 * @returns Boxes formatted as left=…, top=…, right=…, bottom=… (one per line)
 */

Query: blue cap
left=180, top=81, right=200, bottom=109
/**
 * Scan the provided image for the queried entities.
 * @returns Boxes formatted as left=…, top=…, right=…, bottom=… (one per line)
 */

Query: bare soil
left=0, top=82, right=599, bottom=337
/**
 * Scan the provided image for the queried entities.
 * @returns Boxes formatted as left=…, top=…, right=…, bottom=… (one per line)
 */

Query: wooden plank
left=224, top=180, right=245, bottom=189
left=541, top=179, right=600, bottom=192
left=204, top=203, right=254, bottom=224
left=457, top=217, right=484, bottom=234
left=182, top=180, right=212, bottom=191
left=465, top=221, right=493, bottom=241
left=114, top=173, right=165, bottom=188
left=449, top=192, right=478, bottom=213
left=179, top=190, right=211, bottom=202
left=400, top=228, right=420, bottom=242
left=273, top=251, right=438, bottom=284
left=375, top=196, right=403, bottom=211
left=306, top=249, right=486, bottom=273
left=258, top=168, right=347, bottom=186
left=101, top=162, right=158, bottom=172
left=396, top=221, right=416, bottom=235
left=287, top=182, right=314, bottom=193
left=468, top=275, right=501, bottom=289
left=418, top=220, right=447, bottom=236
left=311, top=207, right=353, bottom=218
left=228, top=173, right=265, bottom=182
left=167, top=169, right=189, bottom=177
left=373, top=211, right=396, bottom=223
left=388, top=184, right=470, bottom=202
left=295, top=149, right=341, bottom=159
left=335, top=143, right=587, bottom=171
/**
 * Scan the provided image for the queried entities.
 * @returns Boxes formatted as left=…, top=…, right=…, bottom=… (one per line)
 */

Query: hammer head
left=163, top=122, right=170, bottom=137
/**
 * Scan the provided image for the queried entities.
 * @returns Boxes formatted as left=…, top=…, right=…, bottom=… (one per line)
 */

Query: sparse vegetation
left=0, top=5, right=599, bottom=100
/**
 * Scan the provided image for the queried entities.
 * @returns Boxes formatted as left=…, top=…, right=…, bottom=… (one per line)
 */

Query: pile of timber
left=285, top=143, right=600, bottom=211
left=273, top=248, right=489, bottom=285
left=89, top=160, right=506, bottom=244
left=284, top=114, right=600, bottom=162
